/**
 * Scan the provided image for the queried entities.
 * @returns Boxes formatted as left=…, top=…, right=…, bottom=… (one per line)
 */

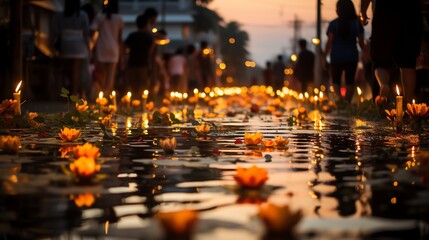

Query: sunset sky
left=209, top=0, right=368, bottom=66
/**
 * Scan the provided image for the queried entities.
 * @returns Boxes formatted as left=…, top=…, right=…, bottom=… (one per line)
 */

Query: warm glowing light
left=127, top=91, right=132, bottom=98
left=105, top=221, right=109, bottom=235
left=229, top=37, right=235, bottom=44
left=304, top=92, right=309, bottom=99
left=412, top=99, right=415, bottom=104
left=299, top=93, right=303, bottom=100
left=204, top=87, right=211, bottom=93
left=245, top=60, right=256, bottom=67
left=152, top=28, right=158, bottom=33
left=142, top=89, right=149, bottom=98
left=98, top=91, right=103, bottom=99
left=104, top=0, right=108, bottom=6
left=290, top=54, right=297, bottom=62
left=203, top=48, right=211, bottom=55
left=15, top=80, right=22, bottom=93
left=357, top=86, right=362, bottom=96
left=396, top=85, right=400, bottom=96
left=112, top=90, right=116, bottom=97
left=193, top=88, right=198, bottom=95
left=319, top=91, right=323, bottom=98
left=234, top=165, right=268, bottom=188
left=219, top=62, right=226, bottom=70
left=314, top=88, right=319, bottom=95
left=312, top=37, right=321, bottom=45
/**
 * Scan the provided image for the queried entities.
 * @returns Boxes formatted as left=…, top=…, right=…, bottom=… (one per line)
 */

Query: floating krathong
left=258, top=203, right=303, bottom=236
left=0, top=135, right=20, bottom=153
left=156, top=209, right=199, bottom=237
left=244, top=132, right=263, bottom=146
left=159, top=137, right=177, bottom=154
left=58, top=127, right=81, bottom=142
left=234, top=165, right=268, bottom=188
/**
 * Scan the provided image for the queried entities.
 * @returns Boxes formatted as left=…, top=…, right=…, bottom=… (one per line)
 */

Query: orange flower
left=406, top=103, right=429, bottom=119
left=58, top=145, right=75, bottom=158
left=146, top=101, right=154, bottom=111
left=132, top=99, right=141, bottom=107
left=75, top=100, right=89, bottom=112
left=96, top=97, right=108, bottom=106
left=385, top=109, right=402, bottom=123
left=258, top=203, right=303, bottom=235
left=159, top=137, right=176, bottom=153
left=101, top=115, right=112, bottom=127
left=195, top=123, right=211, bottom=135
left=160, top=106, right=169, bottom=114
left=274, top=136, right=289, bottom=147
left=244, top=132, right=263, bottom=146
left=0, top=99, right=17, bottom=115
left=234, top=165, right=268, bottom=188
left=70, top=193, right=96, bottom=207
left=58, top=127, right=81, bottom=142
left=0, top=135, right=20, bottom=153
left=69, top=156, right=100, bottom=178
left=28, top=112, right=43, bottom=128
left=262, top=139, right=275, bottom=148
left=156, top=210, right=198, bottom=236
left=73, top=142, right=100, bottom=159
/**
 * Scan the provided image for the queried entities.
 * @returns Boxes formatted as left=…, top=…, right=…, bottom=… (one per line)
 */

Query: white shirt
left=91, top=13, right=123, bottom=63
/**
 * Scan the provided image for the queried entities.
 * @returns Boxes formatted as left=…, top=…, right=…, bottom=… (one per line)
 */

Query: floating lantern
left=244, top=132, right=263, bottom=146
left=58, top=127, right=81, bottom=142
left=159, top=137, right=177, bottom=154
left=234, top=165, right=268, bottom=188
left=0, top=135, right=20, bottom=153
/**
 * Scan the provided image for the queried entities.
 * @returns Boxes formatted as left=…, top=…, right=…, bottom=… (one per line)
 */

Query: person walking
left=52, top=0, right=90, bottom=97
left=91, top=0, right=123, bottom=94
left=294, top=39, right=315, bottom=93
left=323, top=0, right=365, bottom=102
left=360, top=0, right=422, bottom=103
left=124, top=14, right=155, bottom=97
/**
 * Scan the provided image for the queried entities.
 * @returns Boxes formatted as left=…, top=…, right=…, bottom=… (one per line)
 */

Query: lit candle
left=356, top=86, right=362, bottom=108
left=142, top=89, right=148, bottom=112
left=126, top=91, right=132, bottom=110
left=13, top=81, right=22, bottom=115
left=110, top=91, right=117, bottom=109
left=396, top=85, right=403, bottom=132
left=98, top=91, right=104, bottom=113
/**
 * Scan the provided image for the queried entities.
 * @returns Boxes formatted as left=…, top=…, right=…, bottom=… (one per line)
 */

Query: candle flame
left=356, top=86, right=362, bottom=96
left=98, top=91, right=103, bottom=99
left=299, top=93, right=303, bottom=100
left=193, top=88, right=199, bottom=94
left=170, top=92, right=175, bottom=98
left=143, top=89, right=149, bottom=96
left=396, top=85, right=400, bottom=96
left=127, top=91, right=132, bottom=98
left=319, top=91, right=323, bottom=98
left=112, top=91, right=116, bottom=97
left=183, top=93, right=188, bottom=99
left=105, top=220, right=109, bottom=235
left=412, top=99, right=415, bottom=104
left=15, top=80, right=22, bottom=93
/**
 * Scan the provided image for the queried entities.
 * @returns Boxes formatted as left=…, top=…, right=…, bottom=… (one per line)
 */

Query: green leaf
left=61, top=87, right=70, bottom=95
left=69, top=95, right=79, bottom=102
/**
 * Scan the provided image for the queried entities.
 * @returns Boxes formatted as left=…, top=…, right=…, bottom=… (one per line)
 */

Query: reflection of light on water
left=105, top=221, right=109, bottom=235
left=126, top=117, right=132, bottom=134
left=141, top=113, right=149, bottom=128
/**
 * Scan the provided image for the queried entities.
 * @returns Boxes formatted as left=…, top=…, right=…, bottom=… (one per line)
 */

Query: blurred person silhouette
left=167, top=47, right=188, bottom=93
left=52, top=0, right=90, bottom=97
left=124, top=14, right=155, bottom=97
left=360, top=0, right=422, bottom=103
left=272, top=55, right=286, bottom=90
left=91, top=0, right=123, bottom=94
left=263, top=61, right=274, bottom=87
left=294, top=39, right=315, bottom=93
left=198, top=40, right=214, bottom=88
left=80, top=3, right=96, bottom=99
left=323, top=0, right=365, bottom=103
left=153, top=29, right=170, bottom=98
left=186, top=44, right=202, bottom=91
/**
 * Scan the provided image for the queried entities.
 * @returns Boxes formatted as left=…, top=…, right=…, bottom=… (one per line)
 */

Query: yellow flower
left=159, top=137, right=176, bottom=153
left=244, top=132, right=263, bottom=146
left=406, top=103, right=429, bottom=119
left=58, top=127, right=81, bottom=142
left=156, top=210, right=198, bottom=236
left=0, top=135, right=20, bottom=153
left=195, top=123, right=211, bottom=135
left=69, top=156, right=100, bottom=178
left=262, top=139, right=275, bottom=148
left=274, top=136, right=289, bottom=147
left=132, top=99, right=141, bottom=107
left=28, top=112, right=43, bottom=128
left=70, top=193, right=96, bottom=207
left=234, top=165, right=268, bottom=188
left=96, top=97, right=108, bottom=106
left=73, top=142, right=101, bottom=159
left=258, top=203, right=303, bottom=235
left=75, top=100, right=89, bottom=112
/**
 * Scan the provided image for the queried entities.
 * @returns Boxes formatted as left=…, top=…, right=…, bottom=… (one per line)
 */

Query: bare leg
left=374, top=68, right=390, bottom=98
left=400, top=68, right=416, bottom=103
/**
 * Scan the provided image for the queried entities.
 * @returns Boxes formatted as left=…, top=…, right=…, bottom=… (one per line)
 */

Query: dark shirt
left=125, top=30, right=153, bottom=67
left=327, top=18, right=363, bottom=63
left=295, top=49, right=315, bottom=83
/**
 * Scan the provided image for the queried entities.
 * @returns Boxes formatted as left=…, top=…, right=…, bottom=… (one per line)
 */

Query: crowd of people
left=52, top=0, right=216, bottom=101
